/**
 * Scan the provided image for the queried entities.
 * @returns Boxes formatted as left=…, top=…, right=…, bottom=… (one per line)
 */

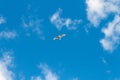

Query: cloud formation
left=21, top=16, right=45, bottom=40
left=86, top=0, right=120, bottom=26
left=0, top=31, right=17, bottom=40
left=0, top=51, right=14, bottom=80
left=86, top=0, right=120, bottom=52
left=31, top=64, right=58, bottom=80
left=0, top=16, right=6, bottom=24
left=100, top=15, right=120, bottom=52
left=50, top=8, right=81, bottom=31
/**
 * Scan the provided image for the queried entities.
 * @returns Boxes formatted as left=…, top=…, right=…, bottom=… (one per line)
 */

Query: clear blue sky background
left=0, top=0, right=120, bottom=80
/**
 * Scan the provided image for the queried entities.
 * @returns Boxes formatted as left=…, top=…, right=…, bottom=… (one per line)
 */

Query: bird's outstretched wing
left=53, top=36, right=59, bottom=40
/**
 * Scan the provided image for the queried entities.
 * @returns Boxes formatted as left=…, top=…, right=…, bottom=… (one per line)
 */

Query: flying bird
left=53, top=34, right=66, bottom=40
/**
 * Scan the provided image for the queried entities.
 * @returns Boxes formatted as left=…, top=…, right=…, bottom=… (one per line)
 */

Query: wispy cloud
left=114, top=77, right=120, bottom=80
left=21, top=16, right=45, bottom=40
left=100, top=15, right=120, bottom=52
left=50, top=8, right=81, bottom=31
left=0, top=50, right=14, bottom=80
left=72, top=77, right=79, bottom=80
left=0, top=31, right=17, bottom=40
left=31, top=64, right=58, bottom=80
left=18, top=72, right=26, bottom=80
left=101, top=57, right=108, bottom=65
left=86, top=0, right=120, bottom=26
left=31, top=64, right=80, bottom=80
left=31, top=76, right=42, bottom=80
left=0, top=16, right=6, bottom=24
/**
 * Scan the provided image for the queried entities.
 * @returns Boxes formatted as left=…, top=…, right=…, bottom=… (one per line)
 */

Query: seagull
left=53, top=34, right=66, bottom=40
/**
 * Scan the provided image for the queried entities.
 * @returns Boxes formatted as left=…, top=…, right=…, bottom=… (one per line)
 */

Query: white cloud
left=86, top=0, right=120, bottom=26
left=0, top=16, right=6, bottom=24
left=31, top=76, right=42, bottom=80
left=86, top=0, right=120, bottom=52
left=39, top=64, right=58, bottom=80
left=72, top=77, right=79, bottom=80
left=18, top=73, right=26, bottom=80
left=31, top=64, right=80, bottom=80
left=86, top=0, right=106, bottom=26
left=21, top=16, right=45, bottom=40
left=100, top=15, right=120, bottom=52
left=50, top=8, right=81, bottom=31
left=101, top=57, right=108, bottom=65
left=0, top=51, right=14, bottom=80
left=31, top=64, right=58, bottom=80
left=0, top=31, right=17, bottom=40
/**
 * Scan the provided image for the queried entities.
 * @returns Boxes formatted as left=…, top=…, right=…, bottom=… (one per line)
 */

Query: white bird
left=53, top=34, right=66, bottom=40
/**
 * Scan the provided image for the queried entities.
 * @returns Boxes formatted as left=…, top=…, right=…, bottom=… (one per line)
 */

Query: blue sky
left=0, top=0, right=120, bottom=80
